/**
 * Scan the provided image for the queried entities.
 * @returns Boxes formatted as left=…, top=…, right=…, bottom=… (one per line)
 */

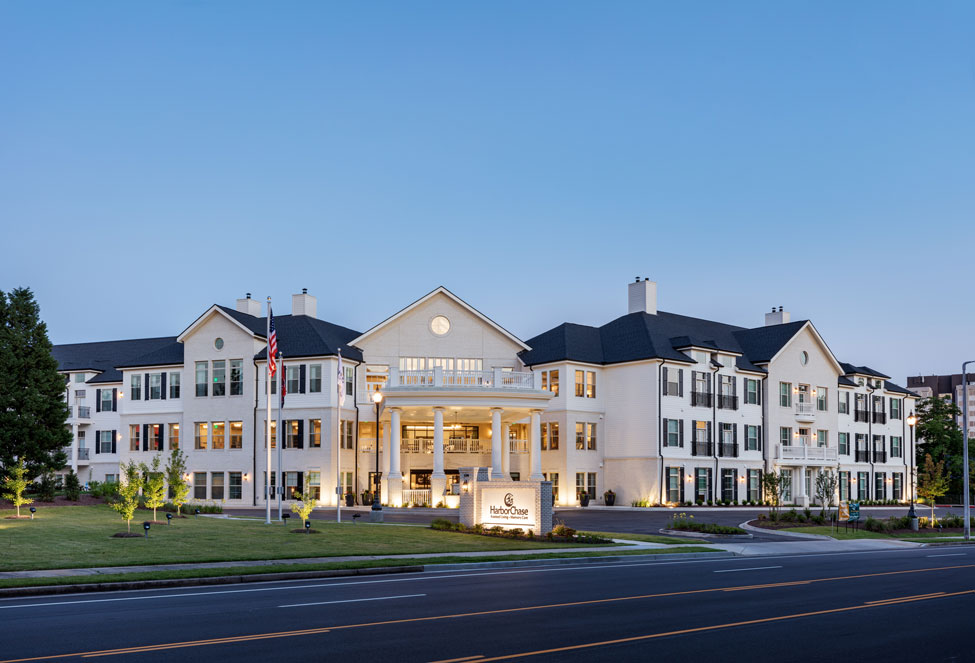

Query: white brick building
left=54, top=281, right=917, bottom=509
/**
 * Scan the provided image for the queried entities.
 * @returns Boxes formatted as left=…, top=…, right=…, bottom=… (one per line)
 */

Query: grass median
left=1, top=505, right=602, bottom=572
left=0, top=547, right=719, bottom=590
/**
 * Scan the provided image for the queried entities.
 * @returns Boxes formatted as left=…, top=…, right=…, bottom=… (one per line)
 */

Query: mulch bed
left=290, top=529, right=321, bottom=534
left=748, top=519, right=970, bottom=536
left=111, top=532, right=145, bottom=538
left=0, top=495, right=106, bottom=508
left=3, top=515, right=31, bottom=520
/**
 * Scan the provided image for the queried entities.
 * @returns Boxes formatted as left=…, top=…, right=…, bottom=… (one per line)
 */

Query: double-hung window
left=744, top=378, right=760, bottom=405
left=664, top=367, right=681, bottom=396
left=99, top=430, right=114, bottom=454
left=779, top=382, right=792, bottom=407
left=309, top=364, right=322, bottom=393
left=780, top=427, right=792, bottom=447
left=230, top=421, right=243, bottom=449
left=816, top=387, right=827, bottom=411
left=664, top=419, right=681, bottom=447
left=747, top=469, right=761, bottom=502
left=195, top=362, right=208, bottom=397
left=345, top=366, right=354, bottom=397
left=890, top=436, right=902, bottom=458
left=838, top=391, right=849, bottom=414
left=745, top=424, right=760, bottom=451
left=131, top=375, right=142, bottom=401
left=100, top=389, right=114, bottom=412
left=211, top=472, right=225, bottom=500
left=195, top=422, right=208, bottom=450
left=575, top=370, right=584, bottom=397
left=817, top=430, right=828, bottom=447
left=229, top=472, right=242, bottom=499
left=890, top=398, right=902, bottom=420
left=310, top=419, right=321, bottom=447
left=169, top=372, right=180, bottom=399
left=212, top=422, right=225, bottom=450
left=129, top=424, right=140, bottom=452
left=341, top=420, right=354, bottom=450
left=194, top=472, right=207, bottom=499
left=287, top=366, right=301, bottom=395
left=548, top=423, right=560, bottom=450
left=212, top=360, right=226, bottom=397
left=838, top=432, right=849, bottom=455
left=541, top=370, right=560, bottom=396
left=168, top=424, right=180, bottom=450
left=230, top=360, right=243, bottom=396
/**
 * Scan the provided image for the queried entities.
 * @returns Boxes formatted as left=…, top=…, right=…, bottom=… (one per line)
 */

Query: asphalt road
left=3, top=546, right=975, bottom=661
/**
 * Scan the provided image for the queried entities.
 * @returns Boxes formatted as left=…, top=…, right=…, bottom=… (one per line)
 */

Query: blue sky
left=1, top=2, right=972, bottom=383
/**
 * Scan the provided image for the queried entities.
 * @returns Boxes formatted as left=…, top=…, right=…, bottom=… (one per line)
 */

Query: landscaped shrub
left=64, top=471, right=81, bottom=501
left=780, top=508, right=799, bottom=523
left=162, top=501, right=222, bottom=514
left=669, top=512, right=745, bottom=535
left=89, top=480, right=120, bottom=500
left=430, top=518, right=454, bottom=531
left=36, top=474, right=58, bottom=502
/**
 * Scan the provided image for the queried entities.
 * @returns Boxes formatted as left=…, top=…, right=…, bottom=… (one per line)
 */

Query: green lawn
left=0, top=547, right=719, bottom=590
left=785, top=526, right=895, bottom=540
left=579, top=531, right=695, bottom=544
left=0, top=505, right=603, bottom=572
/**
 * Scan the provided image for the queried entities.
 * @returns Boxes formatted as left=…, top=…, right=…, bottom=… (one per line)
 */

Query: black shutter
left=144, top=373, right=150, bottom=400
left=143, top=424, right=149, bottom=451
left=95, top=430, right=101, bottom=454
left=661, top=418, right=668, bottom=447
left=678, top=369, right=684, bottom=397
left=662, top=367, right=669, bottom=396
left=96, top=389, right=102, bottom=412
left=679, top=419, right=684, bottom=447
left=734, top=471, right=739, bottom=502
left=296, top=420, right=304, bottom=449
left=296, top=471, right=304, bottom=499
left=111, top=430, right=117, bottom=454
left=299, top=364, right=306, bottom=394
left=679, top=466, right=685, bottom=503
left=707, top=468, right=713, bottom=501
left=112, top=389, right=118, bottom=412
left=161, top=373, right=167, bottom=400
left=707, top=422, right=712, bottom=451
left=691, top=420, right=697, bottom=453
left=758, top=425, right=763, bottom=451
left=733, top=423, right=738, bottom=454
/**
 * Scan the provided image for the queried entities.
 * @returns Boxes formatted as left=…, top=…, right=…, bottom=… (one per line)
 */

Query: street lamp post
left=907, top=413, right=918, bottom=529
left=963, top=362, right=974, bottom=541
left=372, top=391, right=384, bottom=511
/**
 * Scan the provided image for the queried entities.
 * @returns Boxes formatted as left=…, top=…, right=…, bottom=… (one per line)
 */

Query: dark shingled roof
left=838, top=376, right=858, bottom=387
left=115, top=341, right=184, bottom=369
left=520, top=311, right=808, bottom=368
left=839, top=362, right=891, bottom=380
left=885, top=381, right=915, bottom=396
left=52, top=337, right=177, bottom=384
left=227, top=307, right=363, bottom=362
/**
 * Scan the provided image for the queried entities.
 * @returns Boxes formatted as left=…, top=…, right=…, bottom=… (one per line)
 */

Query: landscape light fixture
left=194, top=508, right=200, bottom=518
left=282, top=512, right=291, bottom=525
left=372, top=390, right=384, bottom=511
left=304, top=519, right=311, bottom=533
left=143, top=522, right=150, bottom=539
left=29, top=506, right=36, bottom=520
left=166, top=512, right=173, bottom=525
left=907, top=413, right=918, bottom=522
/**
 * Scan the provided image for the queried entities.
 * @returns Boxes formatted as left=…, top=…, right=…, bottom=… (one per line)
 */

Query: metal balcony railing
left=854, top=410, right=870, bottom=423
left=77, top=448, right=90, bottom=461
left=717, top=395, right=738, bottom=410
left=873, top=450, right=887, bottom=463
left=855, top=449, right=870, bottom=462
left=691, top=440, right=713, bottom=456
left=718, top=442, right=739, bottom=458
left=691, top=391, right=712, bottom=408
left=873, top=412, right=887, bottom=424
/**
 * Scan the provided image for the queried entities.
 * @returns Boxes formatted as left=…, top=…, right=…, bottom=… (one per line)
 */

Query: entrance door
left=410, top=470, right=432, bottom=490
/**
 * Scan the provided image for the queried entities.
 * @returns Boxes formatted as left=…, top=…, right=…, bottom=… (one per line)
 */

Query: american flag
left=268, top=307, right=278, bottom=376
left=337, top=350, right=345, bottom=407
left=280, top=364, right=286, bottom=406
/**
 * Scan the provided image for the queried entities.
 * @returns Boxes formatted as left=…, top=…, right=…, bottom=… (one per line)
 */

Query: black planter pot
left=345, top=493, right=355, bottom=507
left=604, top=494, right=616, bottom=506
left=580, top=494, right=591, bottom=507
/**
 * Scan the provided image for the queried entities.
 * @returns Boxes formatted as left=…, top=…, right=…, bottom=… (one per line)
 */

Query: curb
left=659, top=528, right=752, bottom=540
left=0, top=565, right=423, bottom=598
left=425, top=551, right=736, bottom=571
left=739, top=521, right=833, bottom=540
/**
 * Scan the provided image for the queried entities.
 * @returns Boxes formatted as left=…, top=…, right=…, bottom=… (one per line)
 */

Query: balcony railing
left=77, top=448, right=90, bottom=461
left=717, top=395, right=738, bottom=410
left=389, top=368, right=539, bottom=390
left=691, top=391, right=712, bottom=407
left=854, top=410, right=870, bottom=423
left=509, top=439, right=529, bottom=454
left=446, top=438, right=487, bottom=454
left=855, top=449, right=870, bottom=462
left=78, top=406, right=91, bottom=419
left=359, top=437, right=380, bottom=452
left=691, top=440, right=713, bottom=456
left=795, top=402, right=816, bottom=417
left=718, top=442, right=739, bottom=458
left=873, top=412, right=887, bottom=424
left=779, top=446, right=838, bottom=461
left=402, top=489, right=432, bottom=506
left=873, top=450, right=887, bottom=463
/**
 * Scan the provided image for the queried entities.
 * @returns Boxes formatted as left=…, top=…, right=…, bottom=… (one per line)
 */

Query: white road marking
left=927, top=553, right=966, bottom=558
left=713, top=566, right=782, bottom=573
left=279, top=593, right=425, bottom=608
left=0, top=547, right=950, bottom=610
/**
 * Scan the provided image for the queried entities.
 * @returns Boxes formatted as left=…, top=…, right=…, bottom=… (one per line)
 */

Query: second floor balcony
left=691, top=440, right=713, bottom=456
left=717, top=441, right=739, bottom=458
left=388, top=367, right=540, bottom=391
left=854, top=410, right=870, bottom=423
left=691, top=391, right=712, bottom=408
left=779, top=445, right=838, bottom=462
left=873, top=450, right=887, bottom=463
left=717, top=394, right=738, bottom=410
left=873, top=412, right=887, bottom=424
left=855, top=449, right=870, bottom=462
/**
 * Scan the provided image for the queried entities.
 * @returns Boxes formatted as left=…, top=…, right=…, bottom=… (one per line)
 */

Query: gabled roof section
left=177, top=305, right=264, bottom=342
left=52, top=337, right=177, bottom=384
left=115, top=341, right=185, bottom=369
left=839, top=362, right=892, bottom=380
left=254, top=314, right=363, bottom=362
left=732, top=321, right=808, bottom=364
left=885, top=381, right=916, bottom=396
left=350, top=286, right=529, bottom=351
left=838, top=376, right=857, bottom=387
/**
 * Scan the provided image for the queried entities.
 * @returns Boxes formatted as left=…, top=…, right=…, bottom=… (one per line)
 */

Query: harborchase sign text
left=481, top=488, right=536, bottom=528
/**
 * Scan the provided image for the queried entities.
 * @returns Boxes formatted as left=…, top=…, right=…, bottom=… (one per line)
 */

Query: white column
left=386, top=408, right=403, bottom=506
left=500, top=423, right=511, bottom=480
left=530, top=410, right=543, bottom=480
left=491, top=408, right=504, bottom=478
left=799, top=465, right=809, bottom=508
left=71, top=423, right=79, bottom=475
left=432, top=407, right=447, bottom=503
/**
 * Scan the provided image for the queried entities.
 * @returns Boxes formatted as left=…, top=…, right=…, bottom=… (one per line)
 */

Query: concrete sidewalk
left=707, top=538, right=921, bottom=556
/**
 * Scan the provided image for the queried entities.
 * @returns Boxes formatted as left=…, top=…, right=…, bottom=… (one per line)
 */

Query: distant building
left=907, top=374, right=975, bottom=438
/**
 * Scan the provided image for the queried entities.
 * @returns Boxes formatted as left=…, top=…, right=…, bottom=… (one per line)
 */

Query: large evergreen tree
left=915, top=396, right=965, bottom=499
left=0, top=288, right=70, bottom=477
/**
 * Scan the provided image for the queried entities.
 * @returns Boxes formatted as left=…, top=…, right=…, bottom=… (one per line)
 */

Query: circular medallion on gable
left=215, top=337, right=224, bottom=350
left=430, top=315, right=450, bottom=336
left=799, top=351, right=808, bottom=366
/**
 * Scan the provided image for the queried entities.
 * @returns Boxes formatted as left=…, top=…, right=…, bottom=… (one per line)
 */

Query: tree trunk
left=931, top=503, right=936, bottom=527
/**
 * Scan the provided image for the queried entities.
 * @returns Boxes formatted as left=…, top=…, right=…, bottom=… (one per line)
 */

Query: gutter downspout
left=353, top=361, right=360, bottom=502
left=711, top=362, right=719, bottom=503
left=657, top=362, right=664, bottom=505
left=252, top=359, right=259, bottom=507
left=867, top=385, right=875, bottom=501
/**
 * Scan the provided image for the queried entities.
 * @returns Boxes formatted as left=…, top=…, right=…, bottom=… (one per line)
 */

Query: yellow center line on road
left=428, top=656, right=485, bottom=663
left=466, top=590, right=975, bottom=662
left=2, top=563, right=974, bottom=662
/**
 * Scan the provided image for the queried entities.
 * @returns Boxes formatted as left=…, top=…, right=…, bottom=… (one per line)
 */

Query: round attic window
left=430, top=315, right=450, bottom=336
left=214, top=337, right=224, bottom=350
left=799, top=351, right=808, bottom=366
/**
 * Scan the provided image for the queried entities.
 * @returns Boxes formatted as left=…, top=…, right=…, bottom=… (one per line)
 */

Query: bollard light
left=352, top=513, right=361, bottom=524
left=166, top=513, right=173, bottom=525
left=29, top=506, right=36, bottom=520
left=194, top=508, right=200, bottom=518
left=304, top=519, right=311, bottom=533
left=143, top=521, right=151, bottom=539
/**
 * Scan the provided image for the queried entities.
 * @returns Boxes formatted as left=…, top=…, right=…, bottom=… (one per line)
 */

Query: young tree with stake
left=815, top=469, right=839, bottom=518
left=142, top=455, right=166, bottom=522
left=290, top=478, right=317, bottom=532
left=163, top=448, right=189, bottom=516
left=112, top=461, right=142, bottom=533
left=917, top=453, right=949, bottom=526
left=761, top=470, right=783, bottom=519
left=2, top=459, right=33, bottom=518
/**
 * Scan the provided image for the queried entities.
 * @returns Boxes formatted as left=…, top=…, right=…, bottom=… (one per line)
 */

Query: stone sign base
left=458, top=467, right=553, bottom=535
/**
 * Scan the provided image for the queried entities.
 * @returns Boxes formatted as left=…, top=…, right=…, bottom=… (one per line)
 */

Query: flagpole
left=277, top=352, right=284, bottom=522
left=336, top=350, right=343, bottom=524
left=265, top=298, right=272, bottom=525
